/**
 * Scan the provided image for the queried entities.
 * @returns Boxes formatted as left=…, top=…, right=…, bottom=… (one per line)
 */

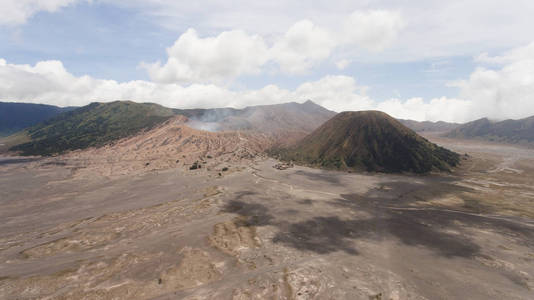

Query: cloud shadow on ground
left=220, top=178, right=534, bottom=258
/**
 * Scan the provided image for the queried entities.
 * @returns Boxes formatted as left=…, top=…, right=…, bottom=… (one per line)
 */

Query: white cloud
left=2, top=2, right=534, bottom=125
left=3, top=39, right=534, bottom=124
left=0, top=58, right=469, bottom=122
left=475, top=42, right=534, bottom=65
left=0, top=58, right=237, bottom=108
left=270, top=20, right=336, bottom=74
left=343, top=10, right=404, bottom=51
left=143, top=28, right=269, bottom=84
left=5, top=1, right=534, bottom=65
left=455, top=64, right=534, bottom=120
left=0, top=0, right=81, bottom=25
left=335, top=59, right=352, bottom=70
left=435, top=41, right=534, bottom=121
left=293, top=75, right=373, bottom=112
left=0, top=58, right=371, bottom=110
left=372, top=42, right=534, bottom=122
left=380, top=40, right=534, bottom=122
left=376, top=97, right=472, bottom=122
left=143, top=10, right=405, bottom=84
left=109, top=0, right=534, bottom=63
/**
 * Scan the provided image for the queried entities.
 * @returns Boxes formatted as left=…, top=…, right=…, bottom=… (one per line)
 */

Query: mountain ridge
left=5, top=100, right=335, bottom=156
left=178, top=100, right=335, bottom=134
left=8, top=101, right=176, bottom=156
left=445, top=115, right=534, bottom=146
left=0, top=102, right=76, bottom=136
left=398, top=119, right=461, bottom=133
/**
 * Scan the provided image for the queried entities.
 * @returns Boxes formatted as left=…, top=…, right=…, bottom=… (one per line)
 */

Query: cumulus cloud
left=0, top=58, right=478, bottom=123
left=452, top=42, right=534, bottom=120
left=122, top=0, right=534, bottom=62
left=143, top=10, right=404, bottom=84
left=0, top=58, right=235, bottom=108
left=343, top=10, right=404, bottom=51
left=3, top=39, right=534, bottom=124
left=270, top=20, right=337, bottom=73
left=143, top=28, right=269, bottom=84
left=384, top=41, right=534, bottom=122
left=370, top=42, right=534, bottom=122
left=0, top=58, right=370, bottom=109
left=0, top=0, right=81, bottom=25
left=293, top=75, right=373, bottom=112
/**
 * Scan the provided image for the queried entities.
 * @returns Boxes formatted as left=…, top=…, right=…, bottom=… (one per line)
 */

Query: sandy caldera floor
left=1, top=138, right=534, bottom=299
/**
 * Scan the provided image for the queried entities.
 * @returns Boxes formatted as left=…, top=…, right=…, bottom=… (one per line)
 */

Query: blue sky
left=1, top=2, right=168, bottom=81
left=1, top=0, right=533, bottom=122
left=1, top=1, right=473, bottom=100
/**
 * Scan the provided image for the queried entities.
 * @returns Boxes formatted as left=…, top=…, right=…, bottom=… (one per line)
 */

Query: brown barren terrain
left=1, top=127, right=533, bottom=299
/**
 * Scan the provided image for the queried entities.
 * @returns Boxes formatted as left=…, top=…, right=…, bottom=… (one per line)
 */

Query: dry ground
left=0, top=135, right=533, bottom=299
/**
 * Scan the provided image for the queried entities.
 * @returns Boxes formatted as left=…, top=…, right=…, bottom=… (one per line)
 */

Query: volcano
left=276, top=111, right=460, bottom=173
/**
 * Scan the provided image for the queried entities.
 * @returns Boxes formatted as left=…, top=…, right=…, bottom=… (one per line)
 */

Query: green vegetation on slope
left=274, top=111, right=460, bottom=173
left=10, top=101, right=175, bottom=156
left=0, top=131, right=31, bottom=153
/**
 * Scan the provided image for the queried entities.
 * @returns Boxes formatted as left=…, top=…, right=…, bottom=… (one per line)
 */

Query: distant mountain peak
left=301, top=99, right=325, bottom=108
